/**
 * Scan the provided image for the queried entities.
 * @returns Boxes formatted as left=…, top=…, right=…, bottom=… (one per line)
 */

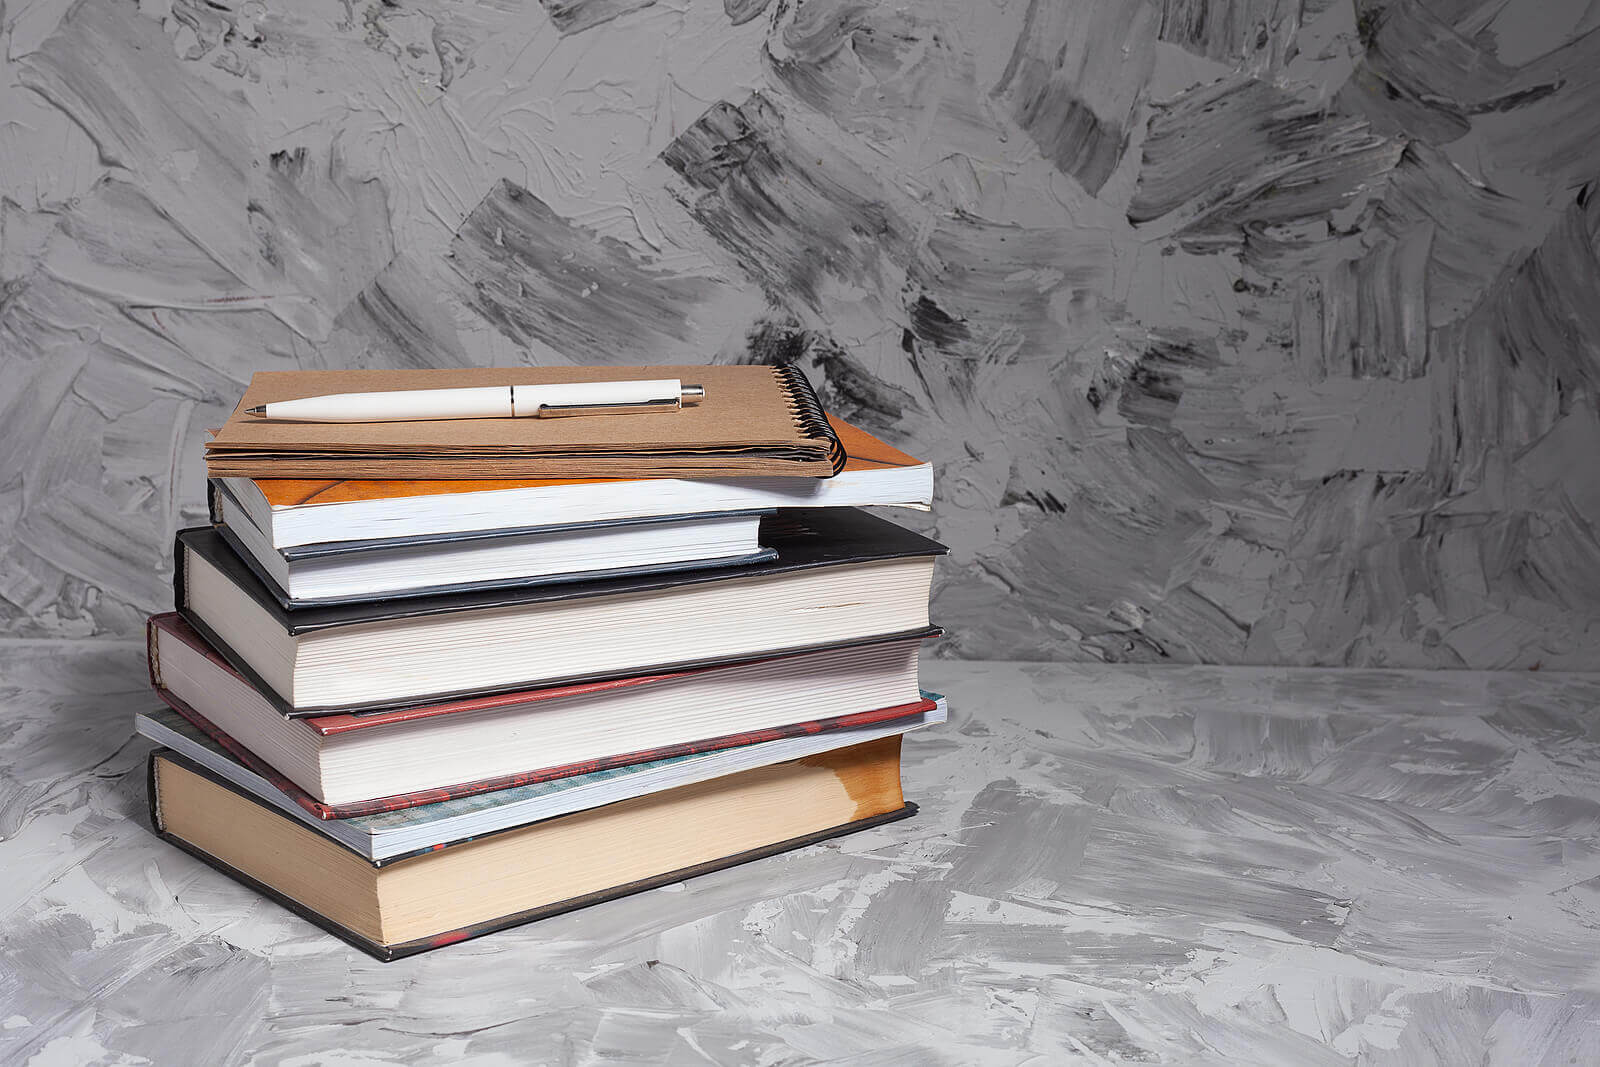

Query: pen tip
left=681, top=384, right=705, bottom=404
left=245, top=405, right=267, bottom=416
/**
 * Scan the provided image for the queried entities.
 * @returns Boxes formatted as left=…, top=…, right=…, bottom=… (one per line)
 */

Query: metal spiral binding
left=773, top=363, right=847, bottom=475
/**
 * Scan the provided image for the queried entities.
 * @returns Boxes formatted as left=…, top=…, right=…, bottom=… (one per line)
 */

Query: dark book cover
left=178, top=507, right=946, bottom=634
left=146, top=749, right=917, bottom=962
left=148, top=611, right=938, bottom=733
left=174, top=507, right=946, bottom=714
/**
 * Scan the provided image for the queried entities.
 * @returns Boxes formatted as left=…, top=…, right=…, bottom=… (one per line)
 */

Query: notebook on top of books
left=204, top=364, right=846, bottom=480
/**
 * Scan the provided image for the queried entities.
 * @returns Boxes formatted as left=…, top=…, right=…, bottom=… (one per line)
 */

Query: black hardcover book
left=175, top=508, right=946, bottom=714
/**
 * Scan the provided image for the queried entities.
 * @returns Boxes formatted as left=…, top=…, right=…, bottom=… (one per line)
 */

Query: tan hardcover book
left=204, top=364, right=845, bottom=480
left=149, top=735, right=911, bottom=960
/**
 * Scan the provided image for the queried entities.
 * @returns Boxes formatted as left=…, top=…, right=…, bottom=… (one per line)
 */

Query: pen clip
left=533, top=397, right=684, bottom=418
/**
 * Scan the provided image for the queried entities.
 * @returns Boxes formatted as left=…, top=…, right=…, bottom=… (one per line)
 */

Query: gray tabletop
left=3, top=640, right=1598, bottom=1064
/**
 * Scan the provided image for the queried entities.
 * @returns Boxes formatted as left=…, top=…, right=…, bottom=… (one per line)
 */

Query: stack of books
left=139, top=365, right=947, bottom=959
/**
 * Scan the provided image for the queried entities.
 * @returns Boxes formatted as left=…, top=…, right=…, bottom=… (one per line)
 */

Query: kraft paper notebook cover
left=146, top=742, right=918, bottom=961
left=204, top=364, right=846, bottom=480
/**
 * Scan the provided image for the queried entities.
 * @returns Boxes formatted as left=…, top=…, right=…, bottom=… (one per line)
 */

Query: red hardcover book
left=145, top=613, right=936, bottom=818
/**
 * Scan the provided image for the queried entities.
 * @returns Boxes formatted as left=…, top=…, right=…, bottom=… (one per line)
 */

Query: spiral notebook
left=204, top=364, right=846, bottom=480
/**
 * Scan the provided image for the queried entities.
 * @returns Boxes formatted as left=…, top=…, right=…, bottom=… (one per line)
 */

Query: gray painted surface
left=4, top=646, right=1600, bottom=1062
left=3, top=0, right=1600, bottom=667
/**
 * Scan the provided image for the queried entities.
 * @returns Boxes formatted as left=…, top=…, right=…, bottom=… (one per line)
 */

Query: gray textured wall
left=2, top=0, right=1597, bottom=668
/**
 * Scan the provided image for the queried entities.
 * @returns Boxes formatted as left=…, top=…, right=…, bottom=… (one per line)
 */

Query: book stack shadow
left=140, top=370, right=946, bottom=960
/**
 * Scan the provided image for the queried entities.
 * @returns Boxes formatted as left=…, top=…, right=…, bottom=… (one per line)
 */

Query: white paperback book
left=214, top=485, right=770, bottom=604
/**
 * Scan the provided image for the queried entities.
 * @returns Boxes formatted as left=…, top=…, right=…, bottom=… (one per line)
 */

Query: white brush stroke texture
left=0, top=0, right=1597, bottom=668
left=3, top=649, right=1600, bottom=1059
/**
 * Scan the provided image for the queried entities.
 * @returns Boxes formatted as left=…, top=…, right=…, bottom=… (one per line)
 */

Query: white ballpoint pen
left=245, top=380, right=706, bottom=422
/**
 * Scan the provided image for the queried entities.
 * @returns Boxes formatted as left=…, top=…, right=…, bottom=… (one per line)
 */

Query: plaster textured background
left=3, top=0, right=1598, bottom=667
left=7, top=651, right=1600, bottom=1062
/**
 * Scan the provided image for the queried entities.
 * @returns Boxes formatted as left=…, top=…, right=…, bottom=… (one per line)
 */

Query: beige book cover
left=205, top=364, right=844, bottom=480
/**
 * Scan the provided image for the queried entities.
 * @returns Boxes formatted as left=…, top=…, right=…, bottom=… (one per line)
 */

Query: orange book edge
left=245, top=416, right=924, bottom=509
